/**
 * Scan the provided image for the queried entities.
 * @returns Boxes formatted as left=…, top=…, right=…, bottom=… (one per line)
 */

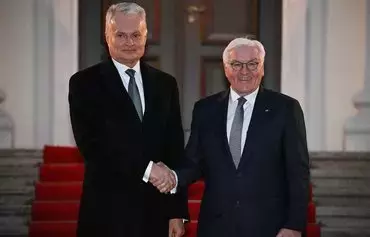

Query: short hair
left=222, top=37, right=266, bottom=63
left=105, top=2, right=147, bottom=35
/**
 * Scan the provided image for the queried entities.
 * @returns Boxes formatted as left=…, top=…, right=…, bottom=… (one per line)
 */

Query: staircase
left=311, top=152, right=370, bottom=237
left=1, top=148, right=369, bottom=237
left=0, top=149, right=42, bottom=237
left=26, top=146, right=320, bottom=237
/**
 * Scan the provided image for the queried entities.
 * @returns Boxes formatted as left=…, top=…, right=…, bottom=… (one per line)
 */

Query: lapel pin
left=265, top=109, right=270, bottom=112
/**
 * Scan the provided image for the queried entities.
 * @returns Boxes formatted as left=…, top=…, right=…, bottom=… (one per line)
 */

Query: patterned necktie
left=125, top=69, right=143, bottom=121
left=229, top=97, right=246, bottom=168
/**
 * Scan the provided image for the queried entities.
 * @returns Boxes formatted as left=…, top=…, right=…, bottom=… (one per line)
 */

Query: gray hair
left=105, top=2, right=147, bottom=35
left=222, top=37, right=266, bottom=63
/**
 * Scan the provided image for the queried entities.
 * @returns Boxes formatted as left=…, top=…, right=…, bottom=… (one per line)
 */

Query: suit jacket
left=68, top=58, right=188, bottom=237
left=176, top=87, right=310, bottom=237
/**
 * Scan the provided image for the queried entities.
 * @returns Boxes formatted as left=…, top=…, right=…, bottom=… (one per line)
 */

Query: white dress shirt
left=112, top=59, right=145, bottom=113
left=226, top=87, right=259, bottom=155
left=111, top=59, right=152, bottom=182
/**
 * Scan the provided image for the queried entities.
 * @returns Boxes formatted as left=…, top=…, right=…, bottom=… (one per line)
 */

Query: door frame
left=258, top=0, right=282, bottom=92
left=79, top=0, right=282, bottom=91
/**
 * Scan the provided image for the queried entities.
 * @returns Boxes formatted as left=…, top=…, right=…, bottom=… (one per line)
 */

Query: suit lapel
left=140, top=61, right=155, bottom=124
left=215, top=90, right=238, bottom=170
left=100, top=59, right=142, bottom=124
left=238, top=87, right=271, bottom=169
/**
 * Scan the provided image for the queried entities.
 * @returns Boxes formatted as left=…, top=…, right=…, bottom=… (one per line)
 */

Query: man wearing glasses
left=155, top=37, right=310, bottom=237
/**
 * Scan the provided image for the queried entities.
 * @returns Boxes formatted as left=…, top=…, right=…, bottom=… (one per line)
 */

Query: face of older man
left=106, top=12, right=147, bottom=67
left=224, top=45, right=264, bottom=96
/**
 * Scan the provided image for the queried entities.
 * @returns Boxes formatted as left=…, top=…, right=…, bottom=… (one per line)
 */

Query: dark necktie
left=125, top=69, right=143, bottom=121
left=229, top=97, right=246, bottom=168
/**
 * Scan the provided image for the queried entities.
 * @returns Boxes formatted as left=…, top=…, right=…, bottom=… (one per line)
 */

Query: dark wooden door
left=81, top=0, right=281, bottom=141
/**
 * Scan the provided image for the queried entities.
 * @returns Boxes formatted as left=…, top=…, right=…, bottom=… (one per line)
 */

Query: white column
left=282, top=0, right=329, bottom=151
left=281, top=0, right=307, bottom=113
left=34, top=0, right=53, bottom=148
left=0, top=1, right=78, bottom=148
left=0, top=89, right=13, bottom=148
left=344, top=0, right=370, bottom=151
left=305, top=0, right=328, bottom=151
left=33, top=0, right=78, bottom=147
left=51, top=0, right=78, bottom=146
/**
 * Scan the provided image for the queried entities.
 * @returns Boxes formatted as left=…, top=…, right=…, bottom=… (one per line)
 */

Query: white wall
left=282, top=0, right=366, bottom=151
left=0, top=0, right=78, bottom=148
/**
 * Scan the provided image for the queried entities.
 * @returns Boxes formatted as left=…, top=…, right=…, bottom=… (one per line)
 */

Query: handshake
left=149, top=162, right=177, bottom=194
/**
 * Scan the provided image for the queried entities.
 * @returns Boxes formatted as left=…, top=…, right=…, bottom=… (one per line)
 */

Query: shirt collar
left=229, top=86, right=259, bottom=106
left=112, top=58, right=141, bottom=75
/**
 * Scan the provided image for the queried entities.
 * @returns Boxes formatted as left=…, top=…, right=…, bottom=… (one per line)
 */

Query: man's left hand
left=276, top=228, right=301, bottom=237
left=169, top=218, right=185, bottom=237
left=150, top=162, right=177, bottom=193
left=149, top=162, right=176, bottom=193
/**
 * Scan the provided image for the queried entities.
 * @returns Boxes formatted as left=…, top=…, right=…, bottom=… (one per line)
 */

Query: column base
left=344, top=90, right=370, bottom=151
left=0, top=110, right=13, bottom=148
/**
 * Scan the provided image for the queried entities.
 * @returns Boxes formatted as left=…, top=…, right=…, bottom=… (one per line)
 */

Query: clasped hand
left=149, top=162, right=176, bottom=193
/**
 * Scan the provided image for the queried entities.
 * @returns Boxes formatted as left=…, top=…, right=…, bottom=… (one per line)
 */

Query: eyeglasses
left=229, top=60, right=259, bottom=71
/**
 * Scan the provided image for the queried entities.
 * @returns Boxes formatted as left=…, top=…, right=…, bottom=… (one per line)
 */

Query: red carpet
left=29, top=145, right=321, bottom=237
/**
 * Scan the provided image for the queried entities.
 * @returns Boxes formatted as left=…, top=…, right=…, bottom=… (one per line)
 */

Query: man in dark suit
left=156, top=37, right=310, bottom=237
left=68, top=2, right=188, bottom=237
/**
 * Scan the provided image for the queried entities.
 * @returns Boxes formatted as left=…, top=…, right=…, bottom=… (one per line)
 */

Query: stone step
left=0, top=226, right=28, bottom=237
left=0, top=206, right=31, bottom=217
left=0, top=177, right=37, bottom=190
left=321, top=227, right=370, bottom=237
left=312, top=178, right=370, bottom=189
left=0, top=149, right=42, bottom=158
left=317, top=206, right=370, bottom=218
left=0, top=233, right=28, bottom=237
left=312, top=178, right=370, bottom=197
left=310, top=152, right=370, bottom=161
left=311, top=168, right=370, bottom=178
left=311, top=160, right=370, bottom=170
left=319, top=217, right=370, bottom=229
left=0, top=235, right=28, bottom=237
left=314, top=196, right=370, bottom=207
left=0, top=195, right=33, bottom=206
left=0, top=165, right=39, bottom=177
left=0, top=216, right=28, bottom=232
left=0, top=186, right=34, bottom=196
left=314, top=186, right=370, bottom=197
left=0, top=157, right=41, bottom=166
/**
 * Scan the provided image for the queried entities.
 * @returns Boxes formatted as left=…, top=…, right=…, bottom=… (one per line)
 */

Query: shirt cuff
left=170, top=170, right=178, bottom=194
left=142, top=161, right=154, bottom=183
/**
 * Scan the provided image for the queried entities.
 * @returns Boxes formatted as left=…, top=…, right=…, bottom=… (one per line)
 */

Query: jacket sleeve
left=162, top=78, right=189, bottom=219
left=175, top=101, right=204, bottom=189
left=282, top=99, right=310, bottom=232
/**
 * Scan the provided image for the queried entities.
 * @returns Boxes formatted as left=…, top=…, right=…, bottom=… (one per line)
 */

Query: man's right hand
left=149, top=162, right=176, bottom=193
